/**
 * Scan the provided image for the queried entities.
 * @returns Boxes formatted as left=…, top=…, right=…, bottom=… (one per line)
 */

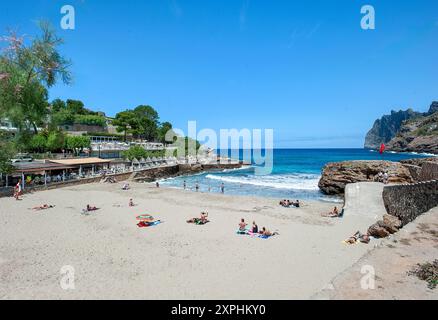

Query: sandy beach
left=0, top=180, right=391, bottom=300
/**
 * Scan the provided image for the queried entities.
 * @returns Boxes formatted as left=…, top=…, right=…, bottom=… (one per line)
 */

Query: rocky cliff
left=385, top=108, right=438, bottom=154
left=364, top=102, right=438, bottom=154
left=364, top=109, right=421, bottom=150
left=318, top=161, right=413, bottom=195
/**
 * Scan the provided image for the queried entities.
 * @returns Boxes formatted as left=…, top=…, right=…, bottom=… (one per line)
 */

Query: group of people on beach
left=376, top=171, right=389, bottom=184
left=279, top=199, right=300, bottom=208
left=238, top=218, right=279, bottom=237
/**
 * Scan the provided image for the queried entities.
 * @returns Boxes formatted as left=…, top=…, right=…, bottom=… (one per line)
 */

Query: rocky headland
left=364, top=101, right=438, bottom=154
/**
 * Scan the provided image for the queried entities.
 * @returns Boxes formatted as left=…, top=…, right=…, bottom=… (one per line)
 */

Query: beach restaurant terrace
left=2, top=157, right=111, bottom=189
left=49, top=157, right=111, bottom=177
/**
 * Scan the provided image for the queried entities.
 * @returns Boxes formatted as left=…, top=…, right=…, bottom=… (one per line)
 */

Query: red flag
left=379, top=143, right=386, bottom=154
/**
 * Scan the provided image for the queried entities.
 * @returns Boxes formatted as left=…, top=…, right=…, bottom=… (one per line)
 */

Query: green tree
left=132, top=105, right=159, bottom=141
left=0, top=21, right=72, bottom=135
left=51, top=108, right=75, bottom=126
left=65, top=135, right=90, bottom=156
left=122, top=145, right=165, bottom=161
left=122, top=145, right=147, bottom=161
left=0, top=133, right=15, bottom=174
left=113, top=110, right=135, bottom=141
left=29, top=133, right=47, bottom=153
left=46, top=130, right=65, bottom=152
left=66, top=99, right=85, bottom=114
left=157, top=121, right=174, bottom=144
left=51, top=98, right=66, bottom=113
left=74, top=114, right=106, bottom=126
left=171, top=136, right=201, bottom=157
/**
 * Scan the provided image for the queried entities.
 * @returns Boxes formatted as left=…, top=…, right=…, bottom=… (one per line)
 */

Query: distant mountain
left=386, top=103, right=438, bottom=154
left=364, top=102, right=438, bottom=154
left=364, top=109, right=421, bottom=150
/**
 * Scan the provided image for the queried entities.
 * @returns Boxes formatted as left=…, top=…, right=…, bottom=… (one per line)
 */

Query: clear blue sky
left=1, top=0, right=437, bottom=148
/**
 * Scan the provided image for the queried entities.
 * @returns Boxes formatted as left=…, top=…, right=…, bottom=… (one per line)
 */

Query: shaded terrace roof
left=13, top=162, right=75, bottom=174
left=49, top=157, right=111, bottom=166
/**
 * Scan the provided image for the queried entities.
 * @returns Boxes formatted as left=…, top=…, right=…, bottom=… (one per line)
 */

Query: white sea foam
left=220, top=165, right=254, bottom=173
left=205, top=173, right=321, bottom=191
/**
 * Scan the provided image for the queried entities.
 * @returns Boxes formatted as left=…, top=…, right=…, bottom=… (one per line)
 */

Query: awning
left=49, top=157, right=111, bottom=166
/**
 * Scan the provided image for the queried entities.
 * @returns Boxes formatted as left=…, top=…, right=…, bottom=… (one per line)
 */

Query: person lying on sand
left=322, top=206, right=339, bottom=217
left=86, top=204, right=99, bottom=211
left=260, top=227, right=279, bottom=237
left=279, top=199, right=292, bottom=207
left=187, top=212, right=209, bottom=224
left=31, top=204, right=55, bottom=211
left=122, top=183, right=130, bottom=190
left=345, top=231, right=370, bottom=244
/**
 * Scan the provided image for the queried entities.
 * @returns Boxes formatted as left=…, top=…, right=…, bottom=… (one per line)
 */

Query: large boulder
left=368, top=222, right=391, bottom=238
left=367, top=215, right=402, bottom=238
left=318, top=161, right=413, bottom=195
left=382, top=214, right=402, bottom=234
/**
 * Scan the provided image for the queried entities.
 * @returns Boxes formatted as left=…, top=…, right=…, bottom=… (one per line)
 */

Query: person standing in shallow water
left=156, top=181, right=160, bottom=188
left=183, top=180, right=186, bottom=189
left=195, top=182, right=199, bottom=192
left=220, top=183, right=225, bottom=194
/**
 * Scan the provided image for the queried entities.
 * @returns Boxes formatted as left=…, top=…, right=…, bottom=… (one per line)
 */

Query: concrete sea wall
left=382, top=180, right=438, bottom=226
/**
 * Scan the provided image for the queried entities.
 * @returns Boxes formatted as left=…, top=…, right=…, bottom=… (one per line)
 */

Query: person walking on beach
left=14, top=179, right=22, bottom=200
left=156, top=181, right=160, bottom=188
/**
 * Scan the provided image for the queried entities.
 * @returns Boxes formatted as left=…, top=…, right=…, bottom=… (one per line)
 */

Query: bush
left=74, top=115, right=106, bottom=127
left=29, top=133, right=47, bottom=153
left=52, top=109, right=75, bottom=125
left=46, top=131, right=66, bottom=152
left=122, top=146, right=165, bottom=161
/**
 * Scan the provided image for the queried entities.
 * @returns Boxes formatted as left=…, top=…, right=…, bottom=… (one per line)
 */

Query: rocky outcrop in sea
left=318, top=160, right=413, bottom=195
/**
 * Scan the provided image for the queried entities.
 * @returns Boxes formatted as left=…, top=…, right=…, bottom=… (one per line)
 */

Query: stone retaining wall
left=419, top=161, right=438, bottom=181
left=382, top=180, right=438, bottom=226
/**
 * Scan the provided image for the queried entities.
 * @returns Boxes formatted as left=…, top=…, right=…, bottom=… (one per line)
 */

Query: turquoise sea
left=159, top=149, right=433, bottom=202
